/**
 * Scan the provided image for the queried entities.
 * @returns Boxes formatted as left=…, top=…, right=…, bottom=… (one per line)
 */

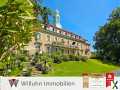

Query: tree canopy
left=94, top=7, right=120, bottom=64
left=0, top=0, right=52, bottom=61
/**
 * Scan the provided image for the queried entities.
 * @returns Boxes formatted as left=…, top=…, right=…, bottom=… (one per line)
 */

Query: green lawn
left=44, top=59, right=120, bottom=76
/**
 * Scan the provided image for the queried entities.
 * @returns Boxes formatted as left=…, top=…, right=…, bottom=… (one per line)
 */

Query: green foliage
left=62, top=54, right=70, bottom=61
left=0, top=62, right=5, bottom=75
left=41, top=65, right=49, bottom=74
left=22, top=68, right=32, bottom=76
left=0, top=0, right=52, bottom=76
left=8, top=67, right=22, bottom=76
left=22, top=62, right=32, bottom=76
left=0, top=0, right=7, bottom=6
left=32, top=0, right=52, bottom=28
left=94, top=7, right=120, bottom=64
left=39, top=53, right=52, bottom=62
left=51, top=52, right=62, bottom=64
left=90, top=52, right=98, bottom=59
left=0, top=62, right=4, bottom=70
left=18, top=55, right=28, bottom=62
left=80, top=56, right=88, bottom=62
left=32, top=53, right=52, bottom=74
left=62, top=54, right=87, bottom=62
left=0, top=0, right=34, bottom=61
left=68, top=54, right=81, bottom=61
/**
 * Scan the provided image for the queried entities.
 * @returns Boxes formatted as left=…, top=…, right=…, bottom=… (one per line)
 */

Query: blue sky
left=43, top=0, right=120, bottom=50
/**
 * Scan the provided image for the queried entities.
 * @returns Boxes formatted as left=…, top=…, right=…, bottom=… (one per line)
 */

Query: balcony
left=68, top=45, right=79, bottom=50
left=42, top=29, right=84, bottom=42
left=52, top=42, right=64, bottom=47
left=51, top=42, right=80, bottom=50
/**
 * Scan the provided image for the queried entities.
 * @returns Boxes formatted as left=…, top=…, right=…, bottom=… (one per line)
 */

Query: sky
left=43, top=0, right=120, bottom=50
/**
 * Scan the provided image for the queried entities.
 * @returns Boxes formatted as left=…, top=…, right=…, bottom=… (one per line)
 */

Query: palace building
left=25, top=10, right=90, bottom=57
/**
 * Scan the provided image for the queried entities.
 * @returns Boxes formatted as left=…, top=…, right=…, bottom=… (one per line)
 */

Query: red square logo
left=106, top=73, right=114, bottom=87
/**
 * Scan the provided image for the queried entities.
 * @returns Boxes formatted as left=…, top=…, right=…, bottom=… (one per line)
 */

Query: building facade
left=25, top=10, right=90, bottom=57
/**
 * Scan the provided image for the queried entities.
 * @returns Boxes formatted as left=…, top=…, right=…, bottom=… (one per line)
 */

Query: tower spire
left=53, top=9, right=62, bottom=28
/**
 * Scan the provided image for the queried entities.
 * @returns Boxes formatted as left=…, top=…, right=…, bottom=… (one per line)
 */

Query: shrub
left=53, top=57, right=62, bottom=63
left=69, top=54, right=75, bottom=61
left=74, top=55, right=81, bottom=61
left=22, top=62, right=32, bottom=76
left=37, top=53, right=53, bottom=74
left=90, top=52, right=98, bottom=59
left=0, top=62, right=4, bottom=75
left=35, top=63, right=43, bottom=71
left=41, top=66, right=49, bottom=74
left=80, top=56, right=88, bottom=62
left=30, top=60, right=36, bottom=66
left=18, top=55, right=28, bottom=62
left=62, top=54, right=70, bottom=61
left=22, top=68, right=32, bottom=76
left=51, top=52, right=62, bottom=64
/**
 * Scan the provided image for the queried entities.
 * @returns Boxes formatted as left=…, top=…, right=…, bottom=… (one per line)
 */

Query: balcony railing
left=52, top=42, right=64, bottom=46
left=51, top=41, right=80, bottom=50
left=41, top=29, right=86, bottom=43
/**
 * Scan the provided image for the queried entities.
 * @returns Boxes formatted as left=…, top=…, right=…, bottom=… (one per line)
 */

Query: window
left=68, top=50, right=69, bottom=54
left=80, top=43, right=83, bottom=49
left=47, top=47, right=51, bottom=53
left=67, top=40, right=69, bottom=45
left=55, top=37, right=58, bottom=41
left=72, top=41, right=76, bottom=45
left=55, top=48, right=58, bottom=52
left=61, top=39, right=64, bottom=43
left=59, top=30, right=62, bottom=34
left=53, top=28, right=55, bottom=32
left=35, top=32, right=41, bottom=41
left=47, top=35, right=51, bottom=42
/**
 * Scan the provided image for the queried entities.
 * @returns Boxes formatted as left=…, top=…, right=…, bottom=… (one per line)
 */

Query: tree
left=94, top=7, right=120, bottom=64
left=0, top=0, right=34, bottom=60
left=32, top=0, right=52, bottom=29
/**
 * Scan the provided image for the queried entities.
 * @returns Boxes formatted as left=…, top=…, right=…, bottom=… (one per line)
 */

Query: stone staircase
left=31, top=67, right=41, bottom=76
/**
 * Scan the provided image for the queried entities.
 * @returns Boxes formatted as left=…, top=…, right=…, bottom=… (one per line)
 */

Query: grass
left=44, top=59, right=120, bottom=76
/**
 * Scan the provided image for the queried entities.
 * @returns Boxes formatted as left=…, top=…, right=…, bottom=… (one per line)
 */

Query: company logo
left=82, top=73, right=89, bottom=88
left=9, top=79, right=19, bottom=87
left=106, top=73, right=114, bottom=87
left=90, top=73, right=104, bottom=88
left=112, top=80, right=118, bottom=89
